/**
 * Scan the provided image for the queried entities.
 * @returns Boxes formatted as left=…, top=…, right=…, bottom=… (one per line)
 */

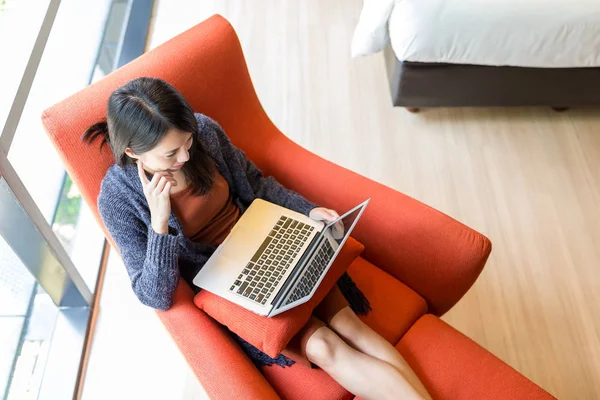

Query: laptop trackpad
left=220, top=226, right=261, bottom=263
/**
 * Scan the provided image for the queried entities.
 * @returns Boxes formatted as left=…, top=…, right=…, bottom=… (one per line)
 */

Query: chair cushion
left=260, top=362, right=352, bottom=400
left=395, top=314, right=556, bottom=400
left=348, top=257, right=428, bottom=344
left=194, top=237, right=364, bottom=358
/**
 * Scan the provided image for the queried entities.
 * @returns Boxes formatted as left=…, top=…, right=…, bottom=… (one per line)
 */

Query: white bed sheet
left=383, top=0, right=600, bottom=68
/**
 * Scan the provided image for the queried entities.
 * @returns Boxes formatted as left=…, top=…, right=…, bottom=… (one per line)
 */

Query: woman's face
left=125, top=129, right=193, bottom=172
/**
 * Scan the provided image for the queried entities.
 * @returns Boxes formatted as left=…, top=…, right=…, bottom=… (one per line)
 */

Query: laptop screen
left=324, top=200, right=368, bottom=246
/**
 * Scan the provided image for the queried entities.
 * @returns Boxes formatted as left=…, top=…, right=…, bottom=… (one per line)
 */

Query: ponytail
left=82, top=120, right=111, bottom=150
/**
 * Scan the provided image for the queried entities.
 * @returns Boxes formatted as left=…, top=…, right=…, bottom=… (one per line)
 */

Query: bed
left=352, top=0, right=600, bottom=110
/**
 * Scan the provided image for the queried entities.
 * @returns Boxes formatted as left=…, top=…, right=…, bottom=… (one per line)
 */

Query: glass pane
left=0, top=0, right=51, bottom=130
left=0, top=235, right=58, bottom=400
left=52, top=175, right=82, bottom=255
left=7, top=0, right=112, bottom=221
left=0, top=175, right=90, bottom=308
left=91, top=0, right=130, bottom=83
left=53, top=184, right=105, bottom=291
left=6, top=0, right=115, bottom=290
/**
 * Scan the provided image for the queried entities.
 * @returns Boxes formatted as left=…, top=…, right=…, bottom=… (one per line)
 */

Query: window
left=6, top=0, right=113, bottom=286
left=0, top=0, right=51, bottom=130
left=0, top=237, right=58, bottom=398
left=0, top=0, right=153, bottom=397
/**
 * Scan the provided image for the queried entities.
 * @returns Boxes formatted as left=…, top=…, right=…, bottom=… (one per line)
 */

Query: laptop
left=193, top=198, right=370, bottom=317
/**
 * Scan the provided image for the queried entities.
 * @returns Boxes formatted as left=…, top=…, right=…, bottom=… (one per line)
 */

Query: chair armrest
left=264, top=135, right=491, bottom=316
left=157, top=281, right=280, bottom=400
left=397, top=315, right=556, bottom=399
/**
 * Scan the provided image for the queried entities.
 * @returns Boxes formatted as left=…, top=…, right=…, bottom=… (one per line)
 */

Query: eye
left=166, top=153, right=177, bottom=158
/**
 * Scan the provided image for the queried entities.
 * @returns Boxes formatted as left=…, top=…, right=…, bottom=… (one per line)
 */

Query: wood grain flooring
left=82, top=1, right=600, bottom=399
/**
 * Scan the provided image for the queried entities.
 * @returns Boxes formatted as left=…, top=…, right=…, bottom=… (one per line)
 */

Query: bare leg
left=305, top=326, right=424, bottom=400
left=329, top=306, right=432, bottom=399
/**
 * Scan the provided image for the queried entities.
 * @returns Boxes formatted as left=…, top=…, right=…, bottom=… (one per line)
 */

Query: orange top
left=170, top=172, right=241, bottom=246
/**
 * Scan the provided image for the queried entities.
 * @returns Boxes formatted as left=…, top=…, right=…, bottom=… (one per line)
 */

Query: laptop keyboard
left=229, top=215, right=315, bottom=305
left=284, top=239, right=334, bottom=305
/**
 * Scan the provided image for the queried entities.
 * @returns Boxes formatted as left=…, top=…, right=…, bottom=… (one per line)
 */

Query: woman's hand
left=310, top=207, right=344, bottom=239
left=309, top=207, right=339, bottom=223
left=138, top=161, right=173, bottom=234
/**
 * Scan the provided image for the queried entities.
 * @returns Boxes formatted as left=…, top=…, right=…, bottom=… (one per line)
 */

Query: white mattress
left=372, top=0, right=600, bottom=68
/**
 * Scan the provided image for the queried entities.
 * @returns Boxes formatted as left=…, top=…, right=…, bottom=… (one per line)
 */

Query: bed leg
left=551, top=107, right=569, bottom=112
left=406, top=107, right=420, bottom=113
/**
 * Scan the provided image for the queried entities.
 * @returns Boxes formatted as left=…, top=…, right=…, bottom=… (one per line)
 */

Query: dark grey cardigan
left=98, top=113, right=370, bottom=367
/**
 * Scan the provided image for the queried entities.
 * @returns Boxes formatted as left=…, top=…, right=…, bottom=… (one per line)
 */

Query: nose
left=177, top=148, right=190, bottom=164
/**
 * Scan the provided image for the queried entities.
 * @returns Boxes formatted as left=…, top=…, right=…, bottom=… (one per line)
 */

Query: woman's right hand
left=137, top=161, right=173, bottom=234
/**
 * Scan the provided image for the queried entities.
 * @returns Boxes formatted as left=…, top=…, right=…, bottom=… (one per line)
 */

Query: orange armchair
left=42, top=15, right=554, bottom=400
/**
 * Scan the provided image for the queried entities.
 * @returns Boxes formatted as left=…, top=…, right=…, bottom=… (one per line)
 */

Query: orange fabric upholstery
left=395, top=315, right=556, bottom=400
left=260, top=362, right=352, bottom=400
left=41, top=14, right=552, bottom=400
left=194, top=237, right=364, bottom=358
left=158, top=281, right=280, bottom=399
left=348, top=257, right=428, bottom=345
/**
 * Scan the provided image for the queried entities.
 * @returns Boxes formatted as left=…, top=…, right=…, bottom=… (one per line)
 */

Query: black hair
left=83, top=77, right=215, bottom=195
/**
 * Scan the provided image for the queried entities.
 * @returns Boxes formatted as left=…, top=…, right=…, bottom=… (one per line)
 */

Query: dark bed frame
left=383, top=45, right=600, bottom=111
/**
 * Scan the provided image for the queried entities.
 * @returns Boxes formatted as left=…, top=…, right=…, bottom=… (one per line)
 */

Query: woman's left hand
left=309, top=207, right=339, bottom=223
left=310, top=207, right=344, bottom=239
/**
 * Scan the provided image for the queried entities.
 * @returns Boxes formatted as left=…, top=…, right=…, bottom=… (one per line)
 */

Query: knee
left=330, top=307, right=368, bottom=342
left=304, top=327, right=341, bottom=367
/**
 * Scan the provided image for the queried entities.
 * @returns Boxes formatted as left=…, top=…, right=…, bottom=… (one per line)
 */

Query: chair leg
left=406, top=107, right=420, bottom=113
left=551, top=107, right=569, bottom=112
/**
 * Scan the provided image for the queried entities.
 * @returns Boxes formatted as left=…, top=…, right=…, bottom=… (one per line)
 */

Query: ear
left=124, top=147, right=139, bottom=160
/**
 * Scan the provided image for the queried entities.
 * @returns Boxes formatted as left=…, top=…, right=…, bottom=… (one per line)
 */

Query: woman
left=84, top=77, right=430, bottom=400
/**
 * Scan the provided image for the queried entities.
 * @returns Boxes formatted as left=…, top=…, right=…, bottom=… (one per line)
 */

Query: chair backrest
left=42, top=15, right=276, bottom=229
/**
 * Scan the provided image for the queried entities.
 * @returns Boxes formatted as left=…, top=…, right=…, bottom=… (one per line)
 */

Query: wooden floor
left=82, top=1, right=600, bottom=399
